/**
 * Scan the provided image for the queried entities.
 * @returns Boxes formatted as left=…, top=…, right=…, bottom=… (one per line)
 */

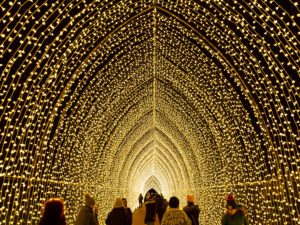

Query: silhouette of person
left=221, top=194, right=249, bottom=225
left=183, top=195, right=200, bottom=225
left=105, top=197, right=131, bottom=225
left=138, top=193, right=143, bottom=208
left=161, top=196, right=191, bottom=225
left=75, top=193, right=98, bottom=225
left=144, top=193, right=156, bottom=225
left=39, top=198, right=66, bottom=225
left=122, top=198, right=132, bottom=225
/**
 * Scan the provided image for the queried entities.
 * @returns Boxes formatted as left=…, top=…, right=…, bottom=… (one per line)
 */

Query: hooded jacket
left=183, top=203, right=200, bottom=225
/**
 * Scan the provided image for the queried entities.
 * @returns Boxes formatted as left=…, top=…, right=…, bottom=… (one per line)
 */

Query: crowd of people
left=143, top=192, right=199, bottom=225
left=38, top=192, right=248, bottom=225
left=38, top=193, right=133, bottom=225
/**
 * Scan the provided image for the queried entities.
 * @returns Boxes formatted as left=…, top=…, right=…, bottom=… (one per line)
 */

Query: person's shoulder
left=221, top=213, right=230, bottom=220
left=184, top=204, right=200, bottom=211
left=238, top=209, right=245, bottom=213
left=194, top=204, right=200, bottom=210
left=82, top=206, right=93, bottom=213
left=183, top=205, right=189, bottom=211
left=180, top=209, right=187, bottom=213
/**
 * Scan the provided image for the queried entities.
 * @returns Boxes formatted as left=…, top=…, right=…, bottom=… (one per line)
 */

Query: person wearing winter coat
left=39, top=198, right=66, bottom=225
left=183, top=195, right=200, bottom=225
left=144, top=193, right=157, bottom=225
left=138, top=193, right=143, bottom=208
left=75, top=193, right=98, bottom=225
left=221, top=194, right=249, bottom=225
left=105, top=197, right=131, bottom=225
left=122, top=198, right=133, bottom=225
left=156, top=194, right=165, bottom=223
left=161, top=196, right=191, bottom=225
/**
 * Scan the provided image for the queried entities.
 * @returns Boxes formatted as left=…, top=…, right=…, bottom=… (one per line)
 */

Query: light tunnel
left=0, top=0, right=299, bottom=224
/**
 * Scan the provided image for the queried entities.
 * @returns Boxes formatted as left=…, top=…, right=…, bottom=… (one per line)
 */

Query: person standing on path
left=221, top=194, right=249, bottom=225
left=144, top=193, right=157, bottom=225
left=138, top=193, right=143, bottom=208
left=75, top=193, right=98, bottom=225
left=39, top=198, right=66, bottom=225
left=156, top=194, right=164, bottom=224
left=161, top=196, right=191, bottom=225
left=122, top=198, right=133, bottom=225
left=183, top=195, right=200, bottom=225
left=105, top=197, right=131, bottom=225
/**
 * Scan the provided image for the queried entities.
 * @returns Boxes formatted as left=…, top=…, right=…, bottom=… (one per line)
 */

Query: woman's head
left=226, top=194, right=237, bottom=210
left=84, top=193, right=96, bottom=207
left=114, top=197, right=124, bottom=208
left=122, top=198, right=127, bottom=207
left=39, top=198, right=66, bottom=225
left=43, top=198, right=64, bottom=218
left=226, top=194, right=238, bottom=215
left=169, top=196, right=179, bottom=208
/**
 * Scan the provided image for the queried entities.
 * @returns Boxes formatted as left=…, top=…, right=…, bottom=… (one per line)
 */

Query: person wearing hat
left=221, top=194, right=249, bottom=225
left=75, top=193, right=98, bottom=225
left=105, top=197, right=131, bottom=225
left=183, top=195, right=200, bottom=225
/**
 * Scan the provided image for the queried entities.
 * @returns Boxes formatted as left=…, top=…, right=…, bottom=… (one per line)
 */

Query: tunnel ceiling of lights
left=0, top=0, right=299, bottom=224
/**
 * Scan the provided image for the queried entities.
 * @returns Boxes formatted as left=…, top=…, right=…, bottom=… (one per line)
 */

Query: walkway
left=132, top=204, right=160, bottom=225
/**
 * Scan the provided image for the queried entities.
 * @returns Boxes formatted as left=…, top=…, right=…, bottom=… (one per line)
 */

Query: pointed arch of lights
left=0, top=0, right=299, bottom=224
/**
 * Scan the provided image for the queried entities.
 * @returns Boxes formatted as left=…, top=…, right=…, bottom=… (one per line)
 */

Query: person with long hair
left=122, top=198, right=132, bottom=225
left=39, top=198, right=66, bottom=225
left=75, top=193, right=98, bottom=225
left=105, top=197, right=131, bottom=225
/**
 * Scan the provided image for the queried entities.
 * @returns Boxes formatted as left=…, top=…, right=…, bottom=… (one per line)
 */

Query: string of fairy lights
left=0, top=0, right=299, bottom=224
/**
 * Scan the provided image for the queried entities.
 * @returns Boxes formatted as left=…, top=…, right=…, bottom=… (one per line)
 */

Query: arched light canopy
left=0, top=0, right=299, bottom=224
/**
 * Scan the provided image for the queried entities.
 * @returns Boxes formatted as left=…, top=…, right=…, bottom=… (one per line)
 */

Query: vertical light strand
left=152, top=0, right=157, bottom=127
left=151, top=0, right=158, bottom=183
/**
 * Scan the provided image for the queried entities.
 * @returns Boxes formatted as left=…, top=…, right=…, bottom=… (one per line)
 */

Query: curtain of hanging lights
left=0, top=0, right=299, bottom=224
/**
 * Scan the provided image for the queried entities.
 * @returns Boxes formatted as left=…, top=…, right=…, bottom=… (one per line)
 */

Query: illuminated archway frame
left=0, top=1, right=298, bottom=225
